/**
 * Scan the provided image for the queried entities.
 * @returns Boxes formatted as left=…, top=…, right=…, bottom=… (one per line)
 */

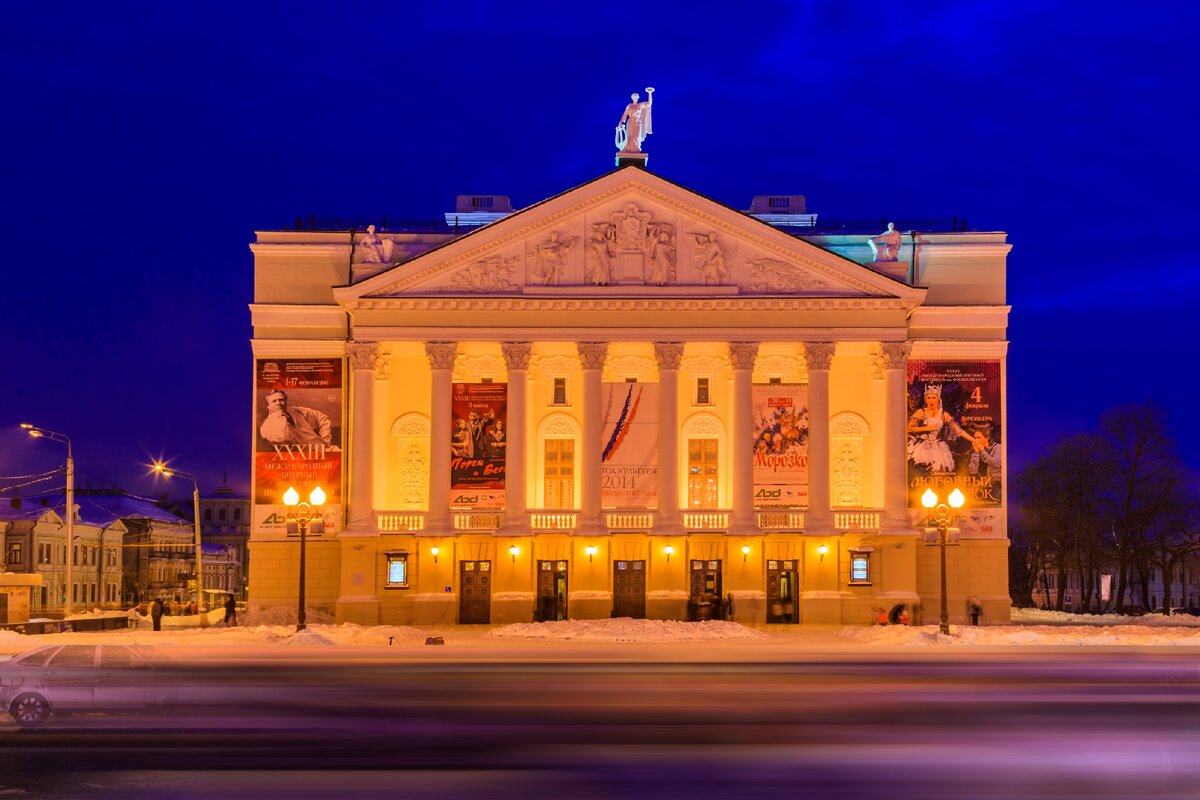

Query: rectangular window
left=850, top=553, right=870, bottom=584
left=552, top=377, right=567, bottom=406
left=544, top=439, right=575, bottom=509
left=687, top=438, right=719, bottom=509
left=696, top=377, right=711, bottom=406
left=625, top=377, right=637, bottom=383
left=769, top=377, right=782, bottom=385
left=481, top=377, right=493, bottom=384
left=386, top=554, right=408, bottom=587
left=7, top=542, right=22, bottom=564
left=768, top=196, right=788, bottom=208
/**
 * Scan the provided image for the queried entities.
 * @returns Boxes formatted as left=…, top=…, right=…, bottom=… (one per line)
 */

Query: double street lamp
left=283, top=485, right=326, bottom=633
left=21, top=424, right=74, bottom=617
left=153, top=462, right=206, bottom=624
left=921, top=486, right=965, bottom=636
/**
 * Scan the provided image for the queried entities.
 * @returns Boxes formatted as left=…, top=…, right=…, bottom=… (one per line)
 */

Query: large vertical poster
left=751, top=385, right=810, bottom=507
left=451, top=383, right=507, bottom=508
left=906, top=360, right=1003, bottom=537
left=601, top=382, right=658, bottom=506
left=253, top=358, right=343, bottom=535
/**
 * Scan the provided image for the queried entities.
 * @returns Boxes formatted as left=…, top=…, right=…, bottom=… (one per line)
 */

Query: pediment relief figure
left=689, top=232, right=728, bottom=286
left=442, top=255, right=521, bottom=293
left=746, top=256, right=829, bottom=294
left=527, top=230, right=578, bottom=286
left=587, top=223, right=617, bottom=286
left=612, top=202, right=652, bottom=250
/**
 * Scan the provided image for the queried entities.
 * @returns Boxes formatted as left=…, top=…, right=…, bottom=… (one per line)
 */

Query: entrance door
left=688, top=560, right=723, bottom=620
left=536, top=560, right=569, bottom=621
left=0, top=592, right=7, bottom=625
left=612, top=560, right=646, bottom=619
left=459, top=560, right=491, bottom=624
left=766, top=559, right=798, bottom=623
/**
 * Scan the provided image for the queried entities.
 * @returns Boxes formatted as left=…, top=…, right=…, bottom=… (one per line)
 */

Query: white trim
left=349, top=327, right=911, bottom=343
left=250, top=339, right=348, bottom=357
left=908, top=306, right=1011, bottom=329
left=909, top=340, right=1010, bottom=358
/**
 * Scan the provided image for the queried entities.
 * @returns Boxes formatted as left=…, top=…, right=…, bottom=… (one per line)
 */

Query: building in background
left=249, top=166, right=1011, bottom=626
left=200, top=473, right=250, bottom=600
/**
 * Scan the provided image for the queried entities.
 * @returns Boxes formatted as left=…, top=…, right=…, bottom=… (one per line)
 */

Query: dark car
left=0, top=644, right=173, bottom=727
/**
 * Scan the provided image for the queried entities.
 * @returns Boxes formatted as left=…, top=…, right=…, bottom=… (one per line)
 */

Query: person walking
left=151, top=598, right=164, bottom=632
left=224, top=594, right=238, bottom=627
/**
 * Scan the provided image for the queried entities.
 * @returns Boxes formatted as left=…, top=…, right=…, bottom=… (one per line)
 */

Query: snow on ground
left=488, top=618, right=767, bottom=642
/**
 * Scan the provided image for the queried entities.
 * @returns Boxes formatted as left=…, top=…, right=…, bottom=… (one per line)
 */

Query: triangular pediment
left=336, top=168, right=925, bottom=305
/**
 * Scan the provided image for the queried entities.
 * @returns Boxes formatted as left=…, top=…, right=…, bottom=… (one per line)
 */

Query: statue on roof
left=868, top=223, right=903, bottom=262
left=616, top=87, right=655, bottom=153
left=358, top=224, right=396, bottom=264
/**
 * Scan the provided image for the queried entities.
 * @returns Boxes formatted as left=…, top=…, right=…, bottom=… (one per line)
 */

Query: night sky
left=2, top=2, right=1196, bottom=499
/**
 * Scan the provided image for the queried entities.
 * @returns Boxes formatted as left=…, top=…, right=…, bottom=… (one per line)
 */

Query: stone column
left=728, top=342, right=759, bottom=536
left=501, top=342, right=532, bottom=536
left=425, top=342, right=457, bottom=534
left=654, top=343, right=685, bottom=536
left=345, top=341, right=380, bottom=533
left=881, top=342, right=913, bottom=529
left=804, top=342, right=836, bottom=532
left=577, top=343, right=608, bottom=537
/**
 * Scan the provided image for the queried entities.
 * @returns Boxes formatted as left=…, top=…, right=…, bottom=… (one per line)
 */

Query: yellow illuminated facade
left=248, top=167, right=1012, bottom=626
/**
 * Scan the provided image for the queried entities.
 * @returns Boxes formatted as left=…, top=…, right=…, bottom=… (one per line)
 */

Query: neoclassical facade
left=249, top=167, right=1011, bottom=626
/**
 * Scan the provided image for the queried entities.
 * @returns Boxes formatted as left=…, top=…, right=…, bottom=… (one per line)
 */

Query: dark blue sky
left=2, top=2, right=1196, bottom=497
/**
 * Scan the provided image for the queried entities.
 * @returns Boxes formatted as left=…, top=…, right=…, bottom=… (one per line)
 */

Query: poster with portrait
left=906, top=360, right=1003, bottom=537
left=450, top=383, right=507, bottom=508
left=253, top=357, right=344, bottom=536
left=600, top=382, right=658, bottom=506
left=751, top=385, right=810, bottom=508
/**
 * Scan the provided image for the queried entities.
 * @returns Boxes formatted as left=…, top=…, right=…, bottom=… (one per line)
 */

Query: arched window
left=204, top=508, right=212, bottom=522
left=681, top=412, right=727, bottom=509
left=233, top=507, right=241, bottom=521
left=219, top=508, right=227, bottom=521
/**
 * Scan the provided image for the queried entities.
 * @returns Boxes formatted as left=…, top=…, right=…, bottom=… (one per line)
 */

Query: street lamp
left=22, top=424, right=74, bottom=617
left=921, top=487, right=966, bottom=636
left=153, top=462, right=206, bottom=625
left=283, top=485, right=326, bottom=632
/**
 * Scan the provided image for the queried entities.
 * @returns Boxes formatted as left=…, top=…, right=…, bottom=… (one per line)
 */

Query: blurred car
left=0, top=644, right=173, bottom=727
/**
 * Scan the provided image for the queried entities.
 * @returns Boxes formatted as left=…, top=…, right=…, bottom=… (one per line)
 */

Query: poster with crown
left=906, top=360, right=1002, bottom=537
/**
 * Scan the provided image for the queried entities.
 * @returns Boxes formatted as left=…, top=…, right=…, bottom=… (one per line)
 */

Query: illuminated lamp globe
left=310, top=486, right=327, bottom=506
left=283, top=487, right=300, bottom=507
left=920, top=488, right=938, bottom=509
left=948, top=488, right=966, bottom=508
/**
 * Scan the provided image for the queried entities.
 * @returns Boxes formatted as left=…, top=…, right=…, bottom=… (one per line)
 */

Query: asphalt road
left=1, top=645, right=1199, bottom=799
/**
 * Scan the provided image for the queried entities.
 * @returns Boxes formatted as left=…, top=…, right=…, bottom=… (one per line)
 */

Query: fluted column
left=804, top=342, right=836, bottom=532
left=881, top=342, right=913, bottom=529
left=728, top=342, right=759, bottom=535
left=425, top=342, right=457, bottom=533
left=501, top=342, right=532, bottom=535
left=346, top=341, right=380, bottom=533
left=577, top=343, right=608, bottom=536
left=654, top=343, right=685, bottom=536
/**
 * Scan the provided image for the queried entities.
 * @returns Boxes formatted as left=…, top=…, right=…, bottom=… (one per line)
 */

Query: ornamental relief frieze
left=603, top=354, right=657, bottom=383
left=681, top=354, right=731, bottom=379
left=752, top=353, right=806, bottom=384
left=530, top=354, right=581, bottom=377
left=453, top=354, right=507, bottom=382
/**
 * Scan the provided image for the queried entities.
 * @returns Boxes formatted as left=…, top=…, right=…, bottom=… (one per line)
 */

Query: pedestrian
left=151, top=598, right=164, bottom=632
left=898, top=605, right=911, bottom=626
left=873, top=606, right=888, bottom=626
left=224, top=593, right=238, bottom=627
left=969, top=597, right=982, bottom=626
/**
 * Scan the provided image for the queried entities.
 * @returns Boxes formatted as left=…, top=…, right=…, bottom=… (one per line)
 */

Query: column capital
left=804, top=342, right=837, bottom=371
left=879, top=341, right=912, bottom=371
left=501, top=342, right=533, bottom=370
left=346, top=341, right=380, bottom=371
left=653, top=342, right=685, bottom=370
left=728, top=342, right=760, bottom=371
left=424, top=341, right=458, bottom=370
left=577, top=342, right=609, bottom=371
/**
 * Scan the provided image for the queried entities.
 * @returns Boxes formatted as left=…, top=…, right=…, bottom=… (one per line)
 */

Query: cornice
left=344, top=296, right=919, bottom=313
left=250, top=339, right=347, bottom=357
left=910, top=340, right=1010, bottom=359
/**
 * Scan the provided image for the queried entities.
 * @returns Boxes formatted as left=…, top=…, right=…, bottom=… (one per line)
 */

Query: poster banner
left=751, top=385, right=810, bottom=507
left=600, top=382, right=658, bottom=506
left=253, top=357, right=343, bottom=535
left=450, top=383, right=507, bottom=508
left=906, top=360, right=1003, bottom=537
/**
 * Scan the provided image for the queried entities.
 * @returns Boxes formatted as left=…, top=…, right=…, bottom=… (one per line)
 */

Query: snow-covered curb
left=488, top=618, right=767, bottom=642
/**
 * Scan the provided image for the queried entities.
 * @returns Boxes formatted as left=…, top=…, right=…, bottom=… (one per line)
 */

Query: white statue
left=587, top=224, right=616, bottom=285
left=645, top=223, right=675, bottom=286
left=868, top=223, right=903, bottom=262
left=690, top=232, right=728, bottom=286
left=530, top=231, right=576, bottom=286
left=616, top=87, right=655, bottom=153
left=359, top=224, right=395, bottom=264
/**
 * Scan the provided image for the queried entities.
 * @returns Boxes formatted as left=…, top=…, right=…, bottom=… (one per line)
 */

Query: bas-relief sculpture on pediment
left=442, top=255, right=521, bottom=293
left=746, top=256, right=830, bottom=294
left=587, top=202, right=677, bottom=286
left=527, top=231, right=578, bottom=286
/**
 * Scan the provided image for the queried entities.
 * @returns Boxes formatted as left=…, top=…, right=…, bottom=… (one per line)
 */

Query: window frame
left=849, top=551, right=871, bottom=585
left=385, top=552, right=409, bottom=589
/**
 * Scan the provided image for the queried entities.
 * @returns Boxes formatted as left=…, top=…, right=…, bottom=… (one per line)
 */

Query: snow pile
left=1012, top=608, right=1200, bottom=628
left=839, top=620, right=1200, bottom=647
left=488, top=617, right=767, bottom=642
left=284, top=629, right=337, bottom=646
left=241, top=606, right=337, bottom=627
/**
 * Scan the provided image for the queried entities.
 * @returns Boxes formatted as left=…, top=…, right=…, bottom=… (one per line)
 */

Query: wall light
left=431, top=546, right=440, bottom=564
left=741, top=545, right=750, bottom=562
left=508, top=545, right=519, bottom=563
left=817, top=544, right=829, bottom=562
left=585, top=545, right=598, bottom=562
left=663, top=545, right=674, bottom=563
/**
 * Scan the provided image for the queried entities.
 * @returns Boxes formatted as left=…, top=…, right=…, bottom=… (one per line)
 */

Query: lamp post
left=152, top=462, right=206, bottom=625
left=921, top=486, right=966, bottom=635
left=22, top=424, right=74, bottom=618
left=283, top=485, right=326, bottom=632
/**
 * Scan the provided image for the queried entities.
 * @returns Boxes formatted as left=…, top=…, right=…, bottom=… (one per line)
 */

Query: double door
left=766, top=559, right=798, bottom=623
left=536, top=560, right=568, bottom=622
left=688, top=560, right=723, bottom=621
left=459, top=560, right=491, bottom=624
left=613, top=560, right=646, bottom=619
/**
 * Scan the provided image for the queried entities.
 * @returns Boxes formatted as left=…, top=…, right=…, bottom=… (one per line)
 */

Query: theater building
left=248, top=166, right=1011, bottom=626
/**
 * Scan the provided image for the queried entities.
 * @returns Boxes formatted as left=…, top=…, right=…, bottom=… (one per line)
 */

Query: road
left=1, top=642, right=1198, bottom=799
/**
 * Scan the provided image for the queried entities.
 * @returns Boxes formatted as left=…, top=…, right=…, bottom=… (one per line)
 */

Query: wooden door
left=612, top=560, right=646, bottom=619
left=536, top=560, right=569, bottom=621
left=766, top=559, right=798, bottom=623
left=459, top=560, right=491, bottom=624
left=688, top=560, right=723, bottom=620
